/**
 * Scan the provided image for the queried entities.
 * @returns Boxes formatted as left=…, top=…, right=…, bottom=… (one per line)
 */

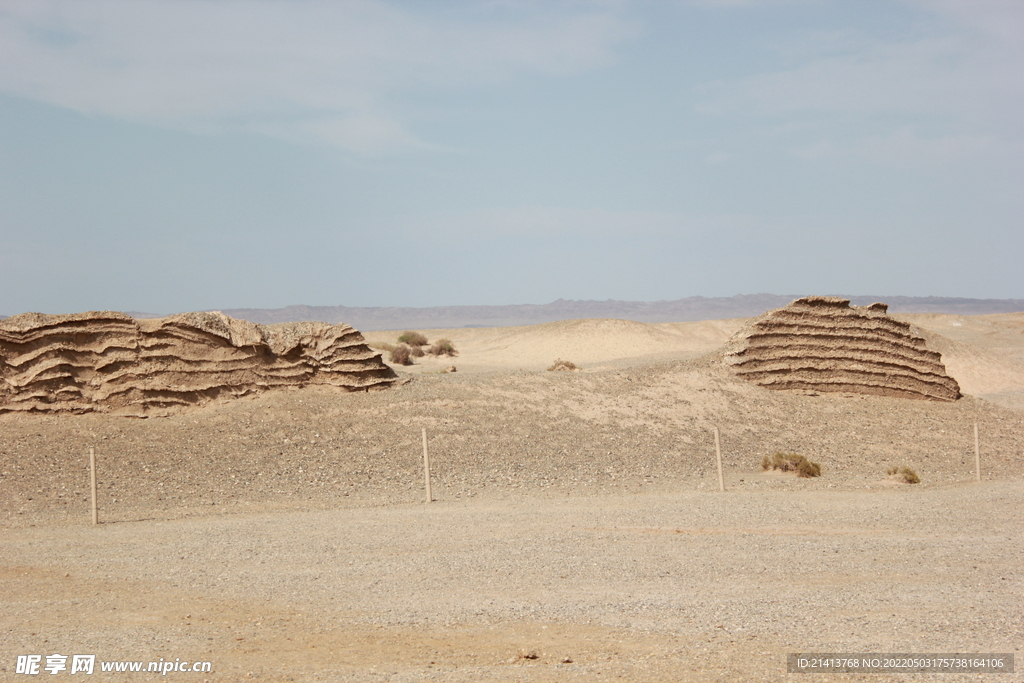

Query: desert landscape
left=2, top=300, right=1022, bottom=681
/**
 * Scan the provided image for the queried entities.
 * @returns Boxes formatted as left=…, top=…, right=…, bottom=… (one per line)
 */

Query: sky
left=1, top=0, right=1022, bottom=315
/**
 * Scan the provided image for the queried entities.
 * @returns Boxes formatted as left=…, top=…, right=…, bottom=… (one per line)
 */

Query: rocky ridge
left=0, top=310, right=396, bottom=415
left=724, top=296, right=960, bottom=401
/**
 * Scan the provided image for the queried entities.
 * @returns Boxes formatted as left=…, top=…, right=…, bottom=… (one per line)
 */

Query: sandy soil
left=902, top=313, right=1024, bottom=411
left=2, top=313, right=1022, bottom=681
left=363, top=318, right=749, bottom=374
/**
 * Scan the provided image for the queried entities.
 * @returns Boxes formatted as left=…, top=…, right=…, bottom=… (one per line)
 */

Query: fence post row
left=73, top=422, right=991, bottom=524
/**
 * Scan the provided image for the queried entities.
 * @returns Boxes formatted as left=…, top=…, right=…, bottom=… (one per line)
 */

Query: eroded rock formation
left=0, top=311, right=398, bottom=415
left=724, top=296, right=960, bottom=401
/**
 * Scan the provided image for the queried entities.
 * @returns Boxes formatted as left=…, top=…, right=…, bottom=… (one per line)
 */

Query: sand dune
left=899, top=312, right=1024, bottom=410
left=901, top=311, right=1024, bottom=361
left=365, top=317, right=748, bottom=373
left=366, top=309, right=1024, bottom=408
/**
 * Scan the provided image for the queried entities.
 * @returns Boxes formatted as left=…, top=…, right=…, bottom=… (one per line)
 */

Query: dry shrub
left=547, top=359, right=578, bottom=372
left=429, top=338, right=457, bottom=357
left=397, top=331, right=428, bottom=346
left=761, top=451, right=821, bottom=478
left=410, top=345, right=425, bottom=358
left=368, top=341, right=395, bottom=353
left=390, top=344, right=413, bottom=365
left=887, top=466, right=920, bottom=484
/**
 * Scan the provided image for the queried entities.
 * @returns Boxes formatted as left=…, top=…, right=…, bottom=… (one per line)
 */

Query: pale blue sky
left=1, top=0, right=1022, bottom=315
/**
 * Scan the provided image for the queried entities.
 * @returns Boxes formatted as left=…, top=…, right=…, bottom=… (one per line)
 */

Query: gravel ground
left=2, top=356, right=1022, bottom=681
left=1, top=481, right=1021, bottom=682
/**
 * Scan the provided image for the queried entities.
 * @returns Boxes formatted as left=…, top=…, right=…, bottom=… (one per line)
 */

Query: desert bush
left=410, top=345, right=425, bottom=358
left=390, top=344, right=413, bottom=365
left=548, top=359, right=578, bottom=371
left=397, top=331, right=428, bottom=346
left=796, top=458, right=821, bottom=478
left=429, top=338, right=457, bottom=357
left=368, top=341, right=396, bottom=353
left=761, top=451, right=821, bottom=478
left=887, top=466, right=920, bottom=484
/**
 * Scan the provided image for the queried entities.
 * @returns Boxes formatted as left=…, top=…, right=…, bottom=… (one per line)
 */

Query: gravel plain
left=2, top=335, right=1023, bottom=681
left=2, top=478, right=1021, bottom=682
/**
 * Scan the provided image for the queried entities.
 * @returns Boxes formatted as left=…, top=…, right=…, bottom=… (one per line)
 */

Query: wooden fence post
left=422, top=428, right=432, bottom=503
left=89, top=447, right=98, bottom=525
left=714, top=426, right=725, bottom=492
left=974, top=423, right=981, bottom=482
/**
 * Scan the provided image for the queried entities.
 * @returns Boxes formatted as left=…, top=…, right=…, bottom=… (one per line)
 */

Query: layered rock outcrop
left=724, top=297, right=960, bottom=401
left=0, top=311, right=397, bottom=415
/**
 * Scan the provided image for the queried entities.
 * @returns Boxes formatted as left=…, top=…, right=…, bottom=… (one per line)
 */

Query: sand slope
left=365, top=318, right=747, bottom=373
left=901, top=312, right=1024, bottom=410
left=366, top=312, right=1024, bottom=406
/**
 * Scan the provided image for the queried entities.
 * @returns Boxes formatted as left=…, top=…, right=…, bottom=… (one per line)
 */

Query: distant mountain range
left=213, top=294, right=1024, bottom=330
left=4, top=294, right=1021, bottom=330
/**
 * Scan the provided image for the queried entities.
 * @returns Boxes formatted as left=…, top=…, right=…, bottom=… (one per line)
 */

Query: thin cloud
left=699, top=36, right=1012, bottom=120
left=694, top=3, right=1024, bottom=126
left=853, top=127, right=995, bottom=167
left=788, top=139, right=836, bottom=161
left=407, top=206, right=758, bottom=240
left=0, top=0, right=639, bottom=154
left=250, top=114, right=444, bottom=156
left=788, top=128, right=994, bottom=166
left=681, top=0, right=824, bottom=7
left=916, top=0, right=1024, bottom=44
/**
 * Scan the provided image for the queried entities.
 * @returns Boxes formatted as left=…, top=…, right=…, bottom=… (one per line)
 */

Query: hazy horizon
left=2, top=1, right=1022, bottom=314
left=4, top=292, right=1022, bottom=327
